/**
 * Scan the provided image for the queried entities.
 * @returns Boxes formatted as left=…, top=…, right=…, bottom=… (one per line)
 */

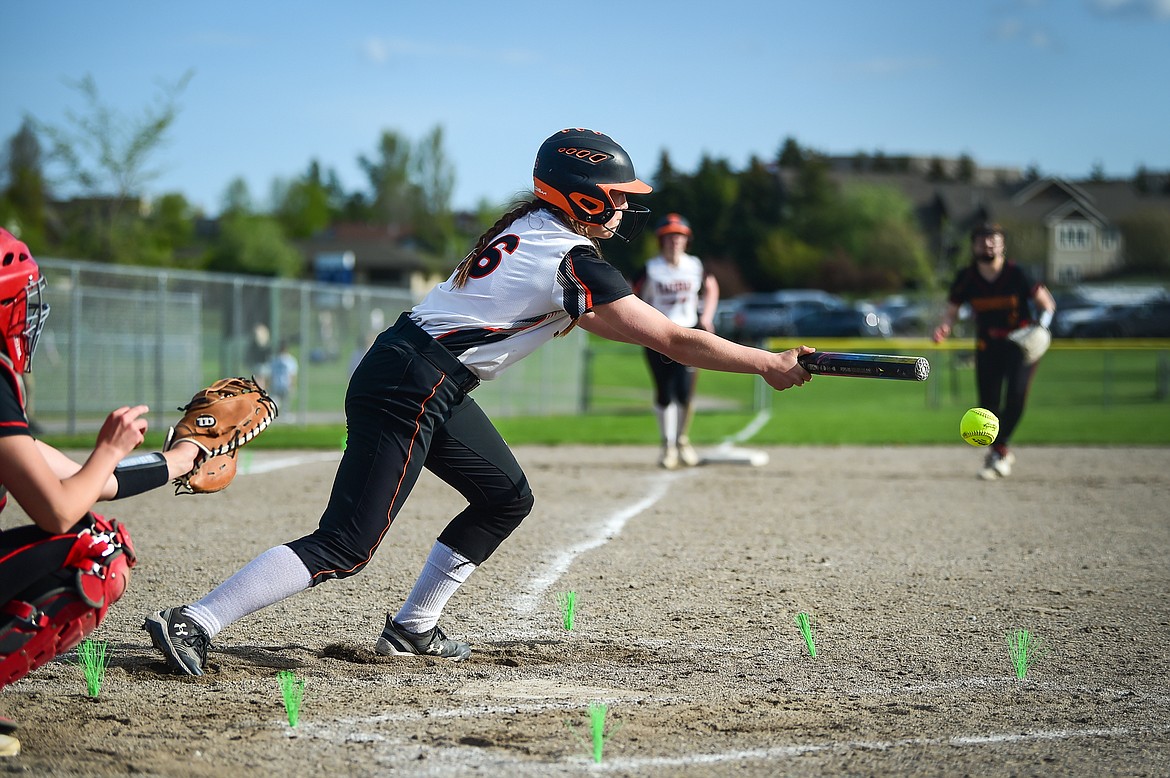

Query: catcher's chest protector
left=0, top=514, right=135, bottom=690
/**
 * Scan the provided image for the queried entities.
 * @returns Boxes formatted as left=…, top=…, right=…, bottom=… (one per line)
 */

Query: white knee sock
left=185, top=545, right=312, bottom=639
left=393, top=541, right=477, bottom=633
left=655, top=403, right=679, bottom=445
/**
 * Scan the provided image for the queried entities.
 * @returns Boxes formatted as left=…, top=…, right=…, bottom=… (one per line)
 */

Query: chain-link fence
left=30, top=259, right=587, bottom=434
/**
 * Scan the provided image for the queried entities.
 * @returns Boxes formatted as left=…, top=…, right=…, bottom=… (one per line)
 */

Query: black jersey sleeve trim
left=558, top=245, right=633, bottom=318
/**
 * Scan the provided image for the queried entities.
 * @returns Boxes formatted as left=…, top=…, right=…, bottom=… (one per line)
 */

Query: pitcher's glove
left=167, top=377, right=278, bottom=494
left=1007, top=324, right=1052, bottom=366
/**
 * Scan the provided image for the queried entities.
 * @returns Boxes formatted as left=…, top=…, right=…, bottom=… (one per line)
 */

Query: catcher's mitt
left=168, top=377, right=278, bottom=494
left=1007, top=324, right=1052, bottom=366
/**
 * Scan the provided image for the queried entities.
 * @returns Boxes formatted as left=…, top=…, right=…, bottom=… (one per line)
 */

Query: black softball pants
left=643, top=347, right=697, bottom=407
left=975, top=337, right=1037, bottom=449
left=286, top=314, right=534, bottom=583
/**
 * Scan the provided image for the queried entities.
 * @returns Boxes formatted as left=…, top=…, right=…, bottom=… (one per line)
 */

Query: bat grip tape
left=113, top=452, right=169, bottom=499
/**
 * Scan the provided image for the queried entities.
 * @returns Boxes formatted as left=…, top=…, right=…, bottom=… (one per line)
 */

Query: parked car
left=729, top=289, right=846, bottom=341
left=793, top=304, right=893, bottom=338
left=876, top=296, right=932, bottom=336
left=712, top=298, right=743, bottom=339
left=1051, top=286, right=1170, bottom=337
left=1065, top=300, right=1170, bottom=338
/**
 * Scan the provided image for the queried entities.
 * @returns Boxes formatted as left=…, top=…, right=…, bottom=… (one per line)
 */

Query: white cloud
left=359, top=37, right=537, bottom=66
left=362, top=38, right=389, bottom=64
left=1088, top=0, right=1170, bottom=19
left=993, top=17, right=1056, bottom=47
left=833, top=57, right=940, bottom=77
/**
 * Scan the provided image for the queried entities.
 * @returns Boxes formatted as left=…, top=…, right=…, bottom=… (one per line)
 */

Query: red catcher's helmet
left=532, top=128, right=652, bottom=241
left=0, top=228, right=50, bottom=373
left=655, top=213, right=692, bottom=239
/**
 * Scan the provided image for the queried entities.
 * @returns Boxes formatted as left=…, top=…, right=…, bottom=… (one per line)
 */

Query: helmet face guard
left=0, top=229, right=51, bottom=373
left=533, top=128, right=653, bottom=243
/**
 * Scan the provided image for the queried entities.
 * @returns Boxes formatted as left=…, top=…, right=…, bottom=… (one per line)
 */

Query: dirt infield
left=4, top=444, right=1169, bottom=776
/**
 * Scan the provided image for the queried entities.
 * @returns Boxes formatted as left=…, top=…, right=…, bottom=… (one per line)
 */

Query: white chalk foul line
left=294, top=697, right=1169, bottom=772
left=511, top=470, right=689, bottom=615
left=726, top=407, right=771, bottom=444
left=602, top=724, right=1170, bottom=769
left=238, top=451, right=341, bottom=476
left=510, top=410, right=767, bottom=615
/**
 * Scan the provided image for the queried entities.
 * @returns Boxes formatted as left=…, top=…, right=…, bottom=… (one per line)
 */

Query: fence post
left=299, top=283, right=310, bottom=426
left=1157, top=351, right=1169, bottom=401
left=67, top=266, right=81, bottom=435
left=580, top=343, right=593, bottom=414
left=155, top=273, right=167, bottom=432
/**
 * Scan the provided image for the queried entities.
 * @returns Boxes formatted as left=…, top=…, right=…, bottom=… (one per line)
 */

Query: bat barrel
left=797, top=351, right=931, bottom=381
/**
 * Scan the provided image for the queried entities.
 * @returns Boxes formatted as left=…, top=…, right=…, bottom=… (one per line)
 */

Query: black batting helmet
left=533, top=129, right=652, bottom=237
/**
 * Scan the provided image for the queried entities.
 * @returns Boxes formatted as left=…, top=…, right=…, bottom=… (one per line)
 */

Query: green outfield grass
left=41, top=339, right=1170, bottom=450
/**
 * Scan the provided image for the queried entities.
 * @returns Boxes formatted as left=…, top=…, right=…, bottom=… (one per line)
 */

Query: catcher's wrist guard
left=168, top=376, right=278, bottom=494
left=113, top=452, right=169, bottom=499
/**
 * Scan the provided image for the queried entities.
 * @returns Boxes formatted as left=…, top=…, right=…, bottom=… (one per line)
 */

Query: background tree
left=410, top=126, right=457, bottom=260
left=205, top=213, right=302, bottom=277
left=273, top=160, right=332, bottom=239
left=35, top=71, right=192, bottom=263
left=728, top=155, right=786, bottom=289
left=834, top=184, right=934, bottom=292
left=777, top=136, right=804, bottom=169
left=0, top=118, right=50, bottom=248
left=220, top=177, right=254, bottom=217
left=1118, top=209, right=1170, bottom=275
left=998, top=219, right=1048, bottom=275
left=359, top=130, right=416, bottom=228
left=956, top=154, right=976, bottom=183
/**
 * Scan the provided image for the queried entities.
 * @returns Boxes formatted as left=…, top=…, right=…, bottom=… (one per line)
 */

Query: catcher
left=0, top=229, right=274, bottom=756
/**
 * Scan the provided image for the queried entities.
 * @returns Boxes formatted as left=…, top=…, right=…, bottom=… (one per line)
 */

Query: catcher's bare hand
left=97, top=405, right=149, bottom=459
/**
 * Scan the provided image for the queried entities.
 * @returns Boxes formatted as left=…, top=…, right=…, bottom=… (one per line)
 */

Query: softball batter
left=146, top=129, right=813, bottom=672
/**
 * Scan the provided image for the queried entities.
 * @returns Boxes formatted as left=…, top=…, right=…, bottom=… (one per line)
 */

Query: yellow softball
left=960, top=408, right=999, bottom=447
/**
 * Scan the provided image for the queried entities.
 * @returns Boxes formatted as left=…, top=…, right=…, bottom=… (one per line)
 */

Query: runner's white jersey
left=411, top=208, right=633, bottom=380
left=634, top=254, right=708, bottom=327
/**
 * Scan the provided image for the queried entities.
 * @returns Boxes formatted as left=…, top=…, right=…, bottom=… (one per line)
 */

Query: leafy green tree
left=998, top=220, right=1048, bottom=275
left=360, top=130, right=416, bottom=227
left=221, top=177, right=254, bottom=217
left=36, top=71, right=192, bottom=262
left=205, top=213, right=303, bottom=277
left=755, top=228, right=822, bottom=288
left=357, top=127, right=457, bottom=260
left=1118, top=208, right=1170, bottom=274
left=927, top=157, right=947, bottom=182
left=411, top=126, right=457, bottom=259
left=0, top=118, right=50, bottom=248
left=729, top=156, right=786, bottom=288
left=788, top=154, right=842, bottom=249
left=835, top=184, right=934, bottom=291
left=688, top=154, right=738, bottom=260
left=777, top=136, right=804, bottom=169
left=274, top=160, right=331, bottom=239
left=956, top=154, right=975, bottom=183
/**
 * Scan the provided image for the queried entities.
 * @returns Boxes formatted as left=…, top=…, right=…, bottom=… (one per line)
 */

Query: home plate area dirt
left=4, top=445, right=1168, bottom=776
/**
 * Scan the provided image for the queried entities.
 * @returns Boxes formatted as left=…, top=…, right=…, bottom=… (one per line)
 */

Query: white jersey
left=411, top=208, right=632, bottom=380
left=635, top=253, right=708, bottom=327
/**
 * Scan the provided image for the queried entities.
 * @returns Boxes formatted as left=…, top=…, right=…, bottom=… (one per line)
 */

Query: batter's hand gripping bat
left=797, top=351, right=931, bottom=381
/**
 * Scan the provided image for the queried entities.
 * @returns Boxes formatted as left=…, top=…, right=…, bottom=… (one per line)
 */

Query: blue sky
left=3, top=0, right=1168, bottom=216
